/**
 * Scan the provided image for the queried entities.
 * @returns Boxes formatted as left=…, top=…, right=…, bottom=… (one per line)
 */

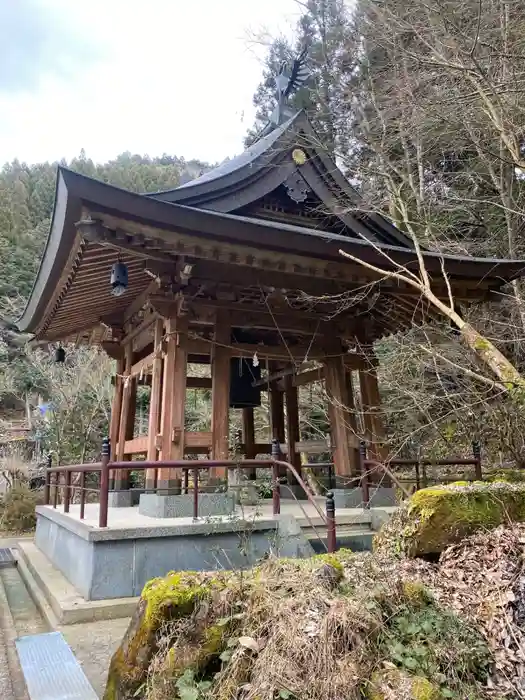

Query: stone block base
left=34, top=506, right=313, bottom=600
left=280, top=484, right=308, bottom=500
left=138, top=492, right=235, bottom=518
left=332, top=487, right=397, bottom=509
left=108, top=491, right=133, bottom=508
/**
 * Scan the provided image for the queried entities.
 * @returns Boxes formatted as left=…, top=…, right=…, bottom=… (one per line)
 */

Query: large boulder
left=374, top=481, right=525, bottom=557
left=103, top=550, right=492, bottom=700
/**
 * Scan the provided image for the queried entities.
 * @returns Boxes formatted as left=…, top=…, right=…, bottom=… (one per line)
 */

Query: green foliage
left=381, top=603, right=489, bottom=694
left=0, top=484, right=42, bottom=532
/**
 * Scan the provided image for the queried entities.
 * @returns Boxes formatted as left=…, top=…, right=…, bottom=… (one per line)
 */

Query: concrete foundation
left=108, top=491, right=133, bottom=508
left=34, top=505, right=314, bottom=600
left=138, top=492, right=235, bottom=518
left=333, top=487, right=396, bottom=509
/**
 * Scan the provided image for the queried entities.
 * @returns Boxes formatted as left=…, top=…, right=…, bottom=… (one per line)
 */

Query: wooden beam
left=130, top=350, right=156, bottom=378
left=187, top=377, right=212, bottom=389
left=186, top=338, right=325, bottom=362
left=185, top=432, right=213, bottom=448
left=292, top=367, right=324, bottom=387
left=124, top=436, right=148, bottom=454
left=211, top=311, right=231, bottom=477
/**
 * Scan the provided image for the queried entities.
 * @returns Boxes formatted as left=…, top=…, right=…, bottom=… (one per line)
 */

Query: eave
left=17, top=167, right=525, bottom=340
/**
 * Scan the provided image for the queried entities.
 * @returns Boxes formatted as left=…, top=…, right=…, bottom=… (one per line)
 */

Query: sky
left=0, top=0, right=299, bottom=166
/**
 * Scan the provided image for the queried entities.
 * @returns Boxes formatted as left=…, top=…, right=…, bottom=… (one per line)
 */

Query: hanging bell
left=55, top=346, right=66, bottom=363
left=110, top=261, right=128, bottom=297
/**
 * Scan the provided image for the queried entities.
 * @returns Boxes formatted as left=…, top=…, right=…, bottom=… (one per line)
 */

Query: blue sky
left=0, top=0, right=299, bottom=165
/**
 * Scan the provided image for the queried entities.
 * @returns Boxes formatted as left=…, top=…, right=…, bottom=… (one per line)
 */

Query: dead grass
left=138, top=551, right=494, bottom=700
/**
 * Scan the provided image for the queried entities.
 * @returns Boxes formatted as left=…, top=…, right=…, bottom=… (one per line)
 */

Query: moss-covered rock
left=103, top=571, right=229, bottom=700
left=374, top=482, right=525, bottom=557
left=366, top=668, right=442, bottom=699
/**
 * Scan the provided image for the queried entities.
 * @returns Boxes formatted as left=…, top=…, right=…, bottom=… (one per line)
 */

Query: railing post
left=99, top=437, right=110, bottom=528
left=359, top=440, right=370, bottom=509
left=325, top=491, right=337, bottom=553
left=328, top=462, right=335, bottom=492
left=53, top=472, right=58, bottom=509
left=271, top=439, right=281, bottom=515
left=472, top=440, right=482, bottom=480
left=414, top=459, right=421, bottom=491
left=192, top=466, right=199, bottom=520
left=43, top=453, right=51, bottom=505
left=79, top=470, right=86, bottom=520
left=183, top=468, right=189, bottom=495
left=64, top=469, right=71, bottom=513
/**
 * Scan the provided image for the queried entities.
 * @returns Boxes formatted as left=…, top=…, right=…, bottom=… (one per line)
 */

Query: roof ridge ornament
left=270, top=46, right=310, bottom=129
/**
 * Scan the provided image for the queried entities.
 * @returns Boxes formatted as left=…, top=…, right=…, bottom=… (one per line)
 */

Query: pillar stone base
left=108, top=491, right=133, bottom=508
left=332, top=487, right=397, bottom=509
left=139, top=492, right=235, bottom=518
left=280, top=484, right=308, bottom=501
left=156, top=479, right=182, bottom=496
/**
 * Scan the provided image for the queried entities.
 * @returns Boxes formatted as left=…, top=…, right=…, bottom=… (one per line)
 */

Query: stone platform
left=34, top=504, right=314, bottom=601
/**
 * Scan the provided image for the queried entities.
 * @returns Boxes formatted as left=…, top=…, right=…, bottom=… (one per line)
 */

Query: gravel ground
left=60, top=617, right=131, bottom=698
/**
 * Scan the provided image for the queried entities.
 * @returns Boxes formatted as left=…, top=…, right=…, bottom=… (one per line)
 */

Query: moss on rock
left=366, top=669, right=443, bottom=700
left=103, top=571, right=228, bottom=700
left=374, top=482, right=525, bottom=557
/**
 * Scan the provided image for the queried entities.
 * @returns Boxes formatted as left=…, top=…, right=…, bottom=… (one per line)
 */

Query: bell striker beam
left=145, top=318, right=164, bottom=491
left=211, top=311, right=231, bottom=479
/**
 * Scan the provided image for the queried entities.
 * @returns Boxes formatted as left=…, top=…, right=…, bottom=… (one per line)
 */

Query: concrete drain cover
left=0, top=548, right=15, bottom=568
left=16, top=631, right=98, bottom=700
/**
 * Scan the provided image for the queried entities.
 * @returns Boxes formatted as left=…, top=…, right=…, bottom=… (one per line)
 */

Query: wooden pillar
left=359, top=364, right=388, bottom=482
left=345, top=370, right=360, bottom=476
left=115, top=344, right=136, bottom=491
left=211, top=312, right=230, bottom=479
left=325, top=355, right=358, bottom=480
left=109, top=356, right=125, bottom=491
left=284, top=374, right=301, bottom=481
left=159, top=315, right=188, bottom=493
left=242, top=407, right=256, bottom=479
left=146, top=319, right=164, bottom=490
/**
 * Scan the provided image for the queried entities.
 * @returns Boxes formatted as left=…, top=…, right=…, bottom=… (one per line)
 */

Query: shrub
left=0, top=484, right=41, bottom=532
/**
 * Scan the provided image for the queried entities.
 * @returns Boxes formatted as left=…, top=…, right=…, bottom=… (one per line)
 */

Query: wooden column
left=284, top=373, right=301, bottom=482
left=345, top=370, right=360, bottom=476
left=359, top=364, right=388, bottom=482
left=211, top=312, right=230, bottom=479
left=146, top=318, right=164, bottom=490
left=325, top=355, right=358, bottom=480
left=159, top=315, right=188, bottom=493
left=109, top=356, right=125, bottom=490
left=242, top=407, right=257, bottom=480
left=115, top=344, right=136, bottom=492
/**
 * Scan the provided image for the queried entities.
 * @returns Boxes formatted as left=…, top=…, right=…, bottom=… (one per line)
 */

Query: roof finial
left=270, top=46, right=310, bottom=127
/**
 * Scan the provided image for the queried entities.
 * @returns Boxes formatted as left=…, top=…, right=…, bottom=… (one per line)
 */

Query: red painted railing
left=43, top=438, right=338, bottom=552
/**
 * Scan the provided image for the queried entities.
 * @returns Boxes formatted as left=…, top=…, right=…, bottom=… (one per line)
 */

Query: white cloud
left=0, top=0, right=299, bottom=166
